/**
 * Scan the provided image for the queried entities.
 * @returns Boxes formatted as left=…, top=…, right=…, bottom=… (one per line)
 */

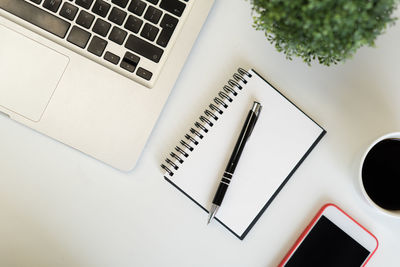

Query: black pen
left=207, top=101, right=262, bottom=224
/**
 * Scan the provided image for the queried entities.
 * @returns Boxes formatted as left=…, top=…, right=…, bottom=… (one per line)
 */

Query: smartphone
left=279, top=204, right=378, bottom=267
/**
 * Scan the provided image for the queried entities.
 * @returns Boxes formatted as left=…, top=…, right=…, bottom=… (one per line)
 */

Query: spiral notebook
left=161, top=68, right=326, bottom=240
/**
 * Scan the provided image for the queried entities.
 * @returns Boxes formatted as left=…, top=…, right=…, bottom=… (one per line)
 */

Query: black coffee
left=362, top=138, right=400, bottom=210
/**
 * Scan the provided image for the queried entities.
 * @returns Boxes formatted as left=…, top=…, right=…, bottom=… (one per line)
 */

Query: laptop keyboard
left=0, top=0, right=190, bottom=87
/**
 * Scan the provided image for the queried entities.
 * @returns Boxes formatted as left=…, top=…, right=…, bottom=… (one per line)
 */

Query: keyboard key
left=120, top=51, right=140, bottom=72
left=128, top=0, right=147, bottom=16
left=93, top=18, right=111, bottom=37
left=120, top=61, right=135, bottom=72
left=160, top=0, right=185, bottom=17
left=30, top=0, right=42, bottom=4
left=145, top=0, right=159, bottom=4
left=104, top=51, right=120, bottom=65
left=92, top=0, right=111, bottom=17
left=76, top=0, right=94, bottom=9
left=124, top=52, right=140, bottom=65
left=43, top=0, right=62, bottom=13
left=67, top=25, right=91, bottom=48
left=88, top=36, right=108, bottom=56
left=125, top=34, right=163, bottom=63
left=109, top=26, right=127, bottom=45
left=144, top=6, right=162, bottom=24
left=140, top=23, right=159, bottom=42
left=112, top=0, right=129, bottom=8
left=160, top=14, right=178, bottom=31
left=157, top=29, right=173, bottom=47
left=76, top=10, right=95, bottom=29
left=60, top=2, right=78, bottom=21
left=136, top=67, right=153, bottom=81
left=157, top=14, right=178, bottom=47
left=124, top=15, right=143, bottom=34
left=0, top=0, right=70, bottom=38
left=108, top=7, right=127, bottom=26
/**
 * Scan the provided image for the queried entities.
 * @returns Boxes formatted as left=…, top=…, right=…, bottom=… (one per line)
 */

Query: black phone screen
left=285, top=215, right=370, bottom=267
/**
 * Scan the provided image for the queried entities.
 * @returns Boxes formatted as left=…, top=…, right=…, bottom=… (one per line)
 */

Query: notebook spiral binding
left=161, top=68, right=252, bottom=177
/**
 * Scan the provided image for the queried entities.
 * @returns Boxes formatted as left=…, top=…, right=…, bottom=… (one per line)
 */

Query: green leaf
left=248, top=0, right=399, bottom=66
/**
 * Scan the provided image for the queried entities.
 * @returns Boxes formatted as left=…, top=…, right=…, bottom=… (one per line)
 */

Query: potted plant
left=250, top=0, right=399, bottom=65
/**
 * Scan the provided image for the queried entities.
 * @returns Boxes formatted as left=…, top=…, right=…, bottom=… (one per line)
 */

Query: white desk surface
left=1, top=0, right=400, bottom=266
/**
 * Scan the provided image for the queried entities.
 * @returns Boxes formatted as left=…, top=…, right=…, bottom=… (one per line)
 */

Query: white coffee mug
left=359, top=132, right=400, bottom=217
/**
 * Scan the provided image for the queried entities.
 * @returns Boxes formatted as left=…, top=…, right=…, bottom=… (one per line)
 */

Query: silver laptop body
left=0, top=0, right=214, bottom=171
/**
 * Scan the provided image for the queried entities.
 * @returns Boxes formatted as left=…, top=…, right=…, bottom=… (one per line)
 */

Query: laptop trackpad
left=0, top=24, right=69, bottom=122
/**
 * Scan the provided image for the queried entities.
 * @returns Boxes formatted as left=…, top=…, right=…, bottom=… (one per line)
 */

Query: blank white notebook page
left=165, top=69, right=324, bottom=238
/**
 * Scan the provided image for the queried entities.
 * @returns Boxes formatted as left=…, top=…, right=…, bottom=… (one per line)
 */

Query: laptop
left=0, top=0, right=214, bottom=171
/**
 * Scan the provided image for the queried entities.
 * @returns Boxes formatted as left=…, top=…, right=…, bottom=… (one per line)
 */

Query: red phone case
left=279, top=203, right=378, bottom=267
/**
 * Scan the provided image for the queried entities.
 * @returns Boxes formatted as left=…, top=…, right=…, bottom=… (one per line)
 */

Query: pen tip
left=207, top=204, right=219, bottom=225
left=207, top=213, right=213, bottom=225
